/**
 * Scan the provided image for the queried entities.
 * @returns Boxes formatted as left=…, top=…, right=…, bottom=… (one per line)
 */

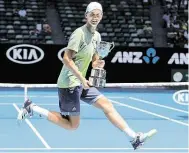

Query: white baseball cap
left=85, top=2, right=103, bottom=14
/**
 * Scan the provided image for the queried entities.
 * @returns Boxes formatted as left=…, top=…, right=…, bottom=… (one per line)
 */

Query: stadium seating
left=55, top=0, right=154, bottom=47
left=161, top=0, right=188, bottom=48
left=0, top=0, right=53, bottom=44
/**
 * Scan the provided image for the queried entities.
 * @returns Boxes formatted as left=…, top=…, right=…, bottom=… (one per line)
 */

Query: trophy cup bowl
left=89, top=41, right=114, bottom=87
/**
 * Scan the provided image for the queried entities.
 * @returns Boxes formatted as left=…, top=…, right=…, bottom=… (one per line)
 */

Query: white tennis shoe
left=130, top=129, right=157, bottom=150
left=17, top=99, right=34, bottom=121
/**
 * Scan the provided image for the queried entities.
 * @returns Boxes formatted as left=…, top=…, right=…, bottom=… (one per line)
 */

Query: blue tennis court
left=0, top=85, right=188, bottom=153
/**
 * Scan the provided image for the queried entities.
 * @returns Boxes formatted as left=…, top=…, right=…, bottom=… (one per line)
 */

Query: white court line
left=0, top=103, right=89, bottom=106
left=111, top=100, right=189, bottom=127
left=0, top=152, right=188, bottom=153
left=0, top=95, right=56, bottom=98
left=0, top=147, right=188, bottom=150
left=129, top=97, right=188, bottom=114
left=3, top=98, right=189, bottom=127
left=1, top=152, right=187, bottom=153
left=0, top=95, right=24, bottom=97
left=12, top=103, right=51, bottom=149
left=0, top=95, right=124, bottom=99
left=1, top=152, right=186, bottom=153
left=0, top=102, right=131, bottom=107
left=0, top=150, right=186, bottom=153
left=0, top=103, right=12, bottom=105
left=0, top=152, right=176, bottom=153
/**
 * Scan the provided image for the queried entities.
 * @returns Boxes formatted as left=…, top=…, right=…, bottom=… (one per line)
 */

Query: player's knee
left=69, top=117, right=80, bottom=130
left=70, top=122, right=80, bottom=130
left=102, top=101, right=114, bottom=114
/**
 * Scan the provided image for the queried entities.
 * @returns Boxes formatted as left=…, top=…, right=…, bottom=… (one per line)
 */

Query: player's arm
left=92, top=53, right=100, bottom=68
left=92, top=53, right=105, bottom=68
left=63, top=49, right=85, bottom=83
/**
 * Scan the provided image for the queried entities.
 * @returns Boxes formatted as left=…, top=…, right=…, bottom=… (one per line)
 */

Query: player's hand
left=92, top=60, right=105, bottom=68
left=81, top=79, right=92, bottom=89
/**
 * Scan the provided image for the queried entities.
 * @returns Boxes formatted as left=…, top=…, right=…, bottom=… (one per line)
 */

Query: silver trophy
left=89, top=41, right=115, bottom=87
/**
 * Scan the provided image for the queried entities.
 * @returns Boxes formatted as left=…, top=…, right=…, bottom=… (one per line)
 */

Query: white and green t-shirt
left=57, top=25, right=101, bottom=88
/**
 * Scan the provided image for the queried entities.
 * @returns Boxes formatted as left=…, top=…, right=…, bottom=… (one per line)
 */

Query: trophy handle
left=109, top=42, right=115, bottom=51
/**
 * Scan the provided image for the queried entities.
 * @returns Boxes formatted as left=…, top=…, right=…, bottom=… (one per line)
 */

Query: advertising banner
left=171, top=69, right=188, bottom=82
left=0, top=44, right=188, bottom=83
left=104, top=47, right=188, bottom=83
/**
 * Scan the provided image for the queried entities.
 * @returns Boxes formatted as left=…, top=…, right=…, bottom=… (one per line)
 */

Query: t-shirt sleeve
left=66, top=28, right=82, bottom=53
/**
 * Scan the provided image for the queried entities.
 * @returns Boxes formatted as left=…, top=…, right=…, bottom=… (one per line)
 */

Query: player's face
left=86, top=9, right=102, bottom=27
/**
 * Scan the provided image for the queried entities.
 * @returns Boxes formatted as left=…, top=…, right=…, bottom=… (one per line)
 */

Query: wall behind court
left=0, top=43, right=188, bottom=83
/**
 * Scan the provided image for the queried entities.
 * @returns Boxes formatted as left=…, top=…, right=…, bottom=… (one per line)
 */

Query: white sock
left=31, top=104, right=49, bottom=118
left=123, top=127, right=136, bottom=140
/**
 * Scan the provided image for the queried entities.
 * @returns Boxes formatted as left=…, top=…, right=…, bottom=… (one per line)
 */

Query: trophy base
left=89, top=77, right=106, bottom=88
left=91, top=68, right=106, bottom=79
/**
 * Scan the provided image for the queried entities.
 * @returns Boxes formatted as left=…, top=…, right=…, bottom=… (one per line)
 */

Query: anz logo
left=6, top=44, right=44, bottom=64
left=143, top=48, right=160, bottom=64
left=111, top=48, right=160, bottom=64
left=168, top=53, right=188, bottom=65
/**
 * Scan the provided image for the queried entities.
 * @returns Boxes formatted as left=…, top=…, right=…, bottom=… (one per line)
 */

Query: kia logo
left=6, top=44, right=44, bottom=64
left=173, top=90, right=189, bottom=105
left=58, top=47, right=67, bottom=61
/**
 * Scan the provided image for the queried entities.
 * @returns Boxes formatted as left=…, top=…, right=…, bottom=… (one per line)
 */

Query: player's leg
left=81, top=87, right=157, bottom=150
left=17, top=99, right=74, bottom=129
left=56, top=86, right=81, bottom=130
left=94, top=96, right=157, bottom=149
left=93, top=96, right=136, bottom=137
left=17, top=86, right=82, bottom=130
left=81, top=88, right=136, bottom=138
left=48, top=111, right=80, bottom=130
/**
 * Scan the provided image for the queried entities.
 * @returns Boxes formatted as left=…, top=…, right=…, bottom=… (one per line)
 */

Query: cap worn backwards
left=85, top=2, right=103, bottom=14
